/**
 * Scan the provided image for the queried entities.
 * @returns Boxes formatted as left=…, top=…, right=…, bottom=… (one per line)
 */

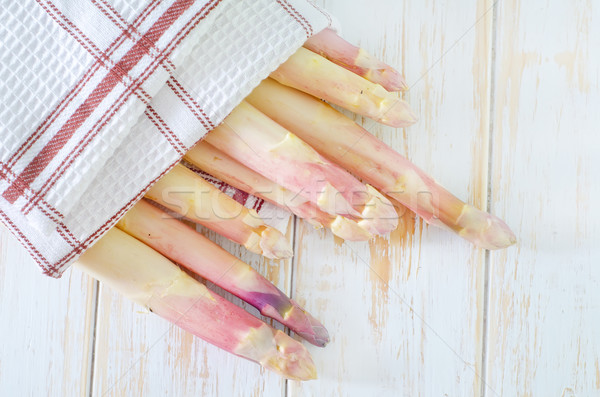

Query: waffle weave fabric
left=0, top=0, right=331, bottom=277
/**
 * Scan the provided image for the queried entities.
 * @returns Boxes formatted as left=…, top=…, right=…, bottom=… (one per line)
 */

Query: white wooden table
left=1, top=1, right=599, bottom=395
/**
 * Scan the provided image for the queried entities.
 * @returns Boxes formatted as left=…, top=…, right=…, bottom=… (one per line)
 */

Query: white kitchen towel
left=0, top=0, right=331, bottom=277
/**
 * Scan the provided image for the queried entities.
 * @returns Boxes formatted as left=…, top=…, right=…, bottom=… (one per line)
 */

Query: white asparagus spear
left=271, top=47, right=416, bottom=128
left=304, top=28, right=408, bottom=92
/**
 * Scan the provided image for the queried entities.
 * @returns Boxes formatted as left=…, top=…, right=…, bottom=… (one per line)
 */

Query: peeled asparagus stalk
left=271, top=47, right=416, bottom=128
left=246, top=79, right=516, bottom=249
left=185, top=142, right=373, bottom=241
left=117, top=200, right=329, bottom=346
left=146, top=163, right=292, bottom=259
left=203, top=101, right=398, bottom=236
left=74, top=228, right=317, bottom=380
left=304, top=28, right=408, bottom=92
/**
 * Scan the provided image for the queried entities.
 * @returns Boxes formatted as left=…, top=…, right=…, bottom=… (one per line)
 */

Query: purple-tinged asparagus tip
left=269, top=300, right=329, bottom=347
left=296, top=316, right=330, bottom=348
left=253, top=292, right=329, bottom=347
left=293, top=313, right=330, bottom=348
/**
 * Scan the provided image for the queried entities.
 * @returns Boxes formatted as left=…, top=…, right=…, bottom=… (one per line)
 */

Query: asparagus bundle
left=76, top=28, right=515, bottom=381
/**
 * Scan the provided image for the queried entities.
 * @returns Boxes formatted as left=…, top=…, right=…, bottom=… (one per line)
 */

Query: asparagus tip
left=298, top=318, right=330, bottom=348
left=395, top=77, right=410, bottom=92
left=285, top=303, right=330, bottom=347
left=479, top=215, right=517, bottom=250
left=263, top=330, right=318, bottom=380
left=382, top=98, right=418, bottom=128
left=356, top=185, right=399, bottom=235
left=384, top=71, right=409, bottom=92
left=330, top=215, right=373, bottom=241
left=317, top=182, right=362, bottom=218
left=259, top=227, right=294, bottom=259
left=455, top=205, right=516, bottom=249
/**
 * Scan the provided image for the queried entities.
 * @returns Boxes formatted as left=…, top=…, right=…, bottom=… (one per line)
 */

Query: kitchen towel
left=0, top=0, right=331, bottom=276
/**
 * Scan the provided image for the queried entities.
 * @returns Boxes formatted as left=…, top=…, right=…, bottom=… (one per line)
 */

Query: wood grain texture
left=486, top=1, right=600, bottom=395
left=0, top=226, right=95, bottom=396
left=289, top=1, right=493, bottom=396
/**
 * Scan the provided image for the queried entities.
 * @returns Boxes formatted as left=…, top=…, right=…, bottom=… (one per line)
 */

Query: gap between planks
left=481, top=1, right=500, bottom=397
left=84, top=279, right=100, bottom=397
left=284, top=214, right=299, bottom=397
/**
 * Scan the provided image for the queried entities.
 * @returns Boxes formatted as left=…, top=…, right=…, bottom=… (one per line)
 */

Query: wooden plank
left=90, top=218, right=294, bottom=396
left=289, top=1, right=493, bottom=396
left=486, top=1, right=600, bottom=395
left=0, top=225, right=95, bottom=396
